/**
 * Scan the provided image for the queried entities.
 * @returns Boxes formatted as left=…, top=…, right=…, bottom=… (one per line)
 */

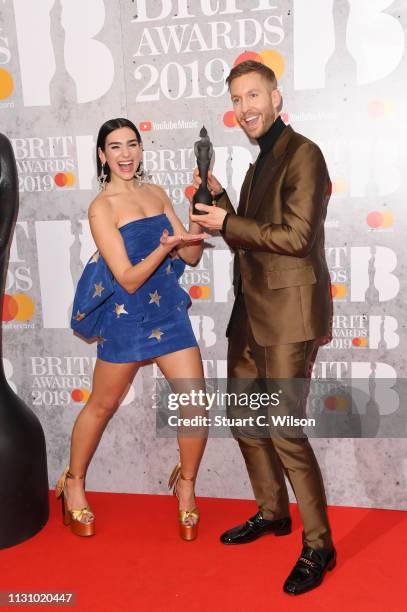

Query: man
left=191, top=60, right=335, bottom=595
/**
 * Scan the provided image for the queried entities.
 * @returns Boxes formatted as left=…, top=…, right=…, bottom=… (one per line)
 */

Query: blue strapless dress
left=74, top=213, right=197, bottom=363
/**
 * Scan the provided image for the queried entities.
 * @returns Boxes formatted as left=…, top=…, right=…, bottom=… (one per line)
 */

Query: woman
left=56, top=118, right=207, bottom=541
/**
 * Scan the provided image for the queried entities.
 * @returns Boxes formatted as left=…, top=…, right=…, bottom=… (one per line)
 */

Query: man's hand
left=187, top=169, right=226, bottom=231
left=190, top=203, right=227, bottom=231
left=192, top=168, right=223, bottom=197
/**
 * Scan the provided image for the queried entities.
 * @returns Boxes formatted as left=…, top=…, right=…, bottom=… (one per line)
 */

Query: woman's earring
left=98, top=162, right=108, bottom=189
left=134, top=160, right=151, bottom=187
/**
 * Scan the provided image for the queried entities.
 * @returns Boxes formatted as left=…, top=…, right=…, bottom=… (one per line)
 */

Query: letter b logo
left=13, top=0, right=114, bottom=106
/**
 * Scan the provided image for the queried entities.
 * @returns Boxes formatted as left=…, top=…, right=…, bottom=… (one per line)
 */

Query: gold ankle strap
left=66, top=470, right=85, bottom=480
left=180, top=474, right=196, bottom=483
left=168, top=463, right=197, bottom=490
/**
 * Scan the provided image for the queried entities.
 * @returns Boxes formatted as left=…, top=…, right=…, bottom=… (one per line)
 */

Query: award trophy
left=0, top=133, right=49, bottom=548
left=192, top=126, right=213, bottom=215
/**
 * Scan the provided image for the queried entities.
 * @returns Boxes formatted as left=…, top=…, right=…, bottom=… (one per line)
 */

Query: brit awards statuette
left=192, top=126, right=213, bottom=215
left=0, top=133, right=49, bottom=549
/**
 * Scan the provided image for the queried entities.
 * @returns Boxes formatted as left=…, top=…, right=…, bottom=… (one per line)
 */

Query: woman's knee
left=88, top=395, right=119, bottom=420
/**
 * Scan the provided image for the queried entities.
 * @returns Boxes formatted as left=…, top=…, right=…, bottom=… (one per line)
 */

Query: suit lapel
left=244, top=126, right=294, bottom=219
left=237, top=162, right=256, bottom=216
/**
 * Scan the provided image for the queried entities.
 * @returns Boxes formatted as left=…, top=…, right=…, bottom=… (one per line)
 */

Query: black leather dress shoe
left=220, top=512, right=291, bottom=545
left=283, top=546, right=336, bottom=595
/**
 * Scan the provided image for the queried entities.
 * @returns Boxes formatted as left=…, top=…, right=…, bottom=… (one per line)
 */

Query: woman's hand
left=159, top=228, right=208, bottom=250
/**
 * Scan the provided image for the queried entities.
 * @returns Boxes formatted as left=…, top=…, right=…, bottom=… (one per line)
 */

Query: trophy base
left=192, top=187, right=213, bottom=215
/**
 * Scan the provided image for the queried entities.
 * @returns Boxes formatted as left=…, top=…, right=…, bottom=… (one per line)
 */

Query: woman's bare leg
left=64, top=359, right=139, bottom=513
left=155, top=346, right=207, bottom=521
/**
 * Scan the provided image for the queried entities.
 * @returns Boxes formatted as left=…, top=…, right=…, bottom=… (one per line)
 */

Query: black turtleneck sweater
left=252, top=115, right=286, bottom=185
left=221, top=115, right=286, bottom=233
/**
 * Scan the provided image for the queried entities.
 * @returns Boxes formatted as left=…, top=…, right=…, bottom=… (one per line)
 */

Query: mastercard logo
left=223, top=110, right=238, bottom=128
left=331, top=284, right=347, bottom=299
left=368, top=100, right=395, bottom=118
left=2, top=293, right=35, bottom=321
left=352, top=337, right=368, bottom=347
left=0, top=68, right=14, bottom=100
left=71, top=388, right=91, bottom=403
left=233, top=49, right=285, bottom=80
left=366, top=210, right=394, bottom=229
left=139, top=121, right=152, bottom=132
left=184, top=185, right=196, bottom=200
left=332, top=178, right=347, bottom=195
left=189, top=285, right=211, bottom=299
left=54, top=172, right=76, bottom=188
left=324, top=395, right=348, bottom=412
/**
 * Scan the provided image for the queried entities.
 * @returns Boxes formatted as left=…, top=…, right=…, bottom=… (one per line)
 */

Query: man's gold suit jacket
left=217, top=125, right=332, bottom=347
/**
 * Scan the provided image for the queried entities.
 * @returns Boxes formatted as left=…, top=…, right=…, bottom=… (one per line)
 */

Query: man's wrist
left=213, top=188, right=225, bottom=201
left=220, top=212, right=230, bottom=234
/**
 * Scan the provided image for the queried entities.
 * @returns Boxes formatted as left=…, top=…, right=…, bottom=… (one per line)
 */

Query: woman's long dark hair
left=96, top=118, right=142, bottom=184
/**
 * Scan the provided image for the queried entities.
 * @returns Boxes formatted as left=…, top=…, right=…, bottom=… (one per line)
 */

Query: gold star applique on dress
left=148, top=329, right=164, bottom=341
left=97, top=335, right=107, bottom=347
left=93, top=282, right=104, bottom=298
left=90, top=251, right=100, bottom=263
left=114, top=303, right=129, bottom=318
left=149, top=290, right=161, bottom=307
left=165, top=263, right=172, bottom=275
left=74, top=310, right=86, bottom=321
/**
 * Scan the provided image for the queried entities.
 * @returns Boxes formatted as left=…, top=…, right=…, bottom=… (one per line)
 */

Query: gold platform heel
left=55, top=466, right=95, bottom=537
left=168, top=463, right=200, bottom=541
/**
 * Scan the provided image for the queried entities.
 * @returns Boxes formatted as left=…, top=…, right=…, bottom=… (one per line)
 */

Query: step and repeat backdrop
left=1, top=0, right=406, bottom=509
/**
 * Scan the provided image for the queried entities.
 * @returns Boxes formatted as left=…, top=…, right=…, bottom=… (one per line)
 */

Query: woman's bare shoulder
left=88, top=191, right=115, bottom=222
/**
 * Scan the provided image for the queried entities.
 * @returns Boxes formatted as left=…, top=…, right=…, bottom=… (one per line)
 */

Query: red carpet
left=1, top=492, right=406, bottom=611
